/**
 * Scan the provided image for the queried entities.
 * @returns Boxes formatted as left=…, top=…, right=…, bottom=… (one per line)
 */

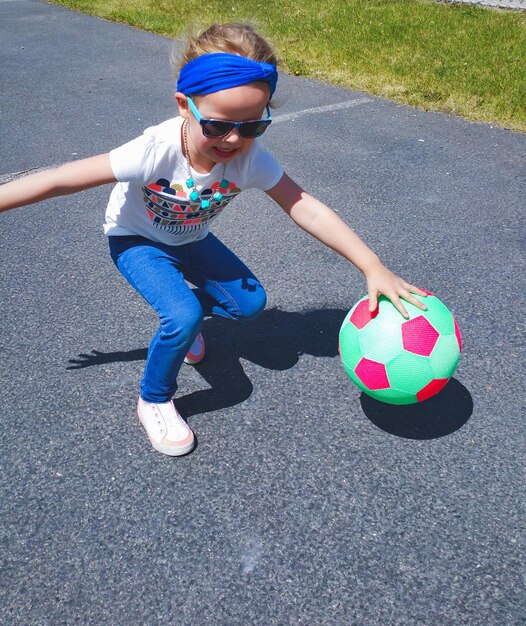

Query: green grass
left=48, top=0, right=526, bottom=132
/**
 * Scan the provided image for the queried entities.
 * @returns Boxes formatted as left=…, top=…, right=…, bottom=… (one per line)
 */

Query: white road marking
left=0, top=98, right=372, bottom=183
left=272, top=97, right=373, bottom=123
left=0, top=165, right=60, bottom=184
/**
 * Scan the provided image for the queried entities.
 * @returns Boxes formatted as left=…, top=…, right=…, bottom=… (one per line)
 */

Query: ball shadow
left=360, top=378, right=473, bottom=440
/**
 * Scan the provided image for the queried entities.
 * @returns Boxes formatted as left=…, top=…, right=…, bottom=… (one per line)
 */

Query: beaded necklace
left=183, top=120, right=229, bottom=210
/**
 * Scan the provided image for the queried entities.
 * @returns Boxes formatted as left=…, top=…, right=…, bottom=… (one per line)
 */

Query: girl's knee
left=161, top=304, right=203, bottom=341
left=238, top=287, right=267, bottom=321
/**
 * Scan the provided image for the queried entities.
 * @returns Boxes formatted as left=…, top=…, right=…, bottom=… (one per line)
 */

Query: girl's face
left=176, top=82, right=271, bottom=173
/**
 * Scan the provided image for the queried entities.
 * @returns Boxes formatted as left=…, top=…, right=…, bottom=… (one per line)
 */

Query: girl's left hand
left=364, top=261, right=428, bottom=319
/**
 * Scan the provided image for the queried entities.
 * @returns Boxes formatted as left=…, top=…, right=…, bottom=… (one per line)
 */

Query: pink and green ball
left=339, top=291, right=462, bottom=405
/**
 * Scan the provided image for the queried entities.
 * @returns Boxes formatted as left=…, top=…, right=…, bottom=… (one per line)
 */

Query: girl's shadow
left=67, top=307, right=343, bottom=418
left=68, top=307, right=473, bottom=439
left=178, top=307, right=342, bottom=418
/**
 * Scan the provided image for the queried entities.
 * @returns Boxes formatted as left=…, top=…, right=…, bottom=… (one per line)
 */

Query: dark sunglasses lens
left=203, top=121, right=233, bottom=138
left=239, top=121, right=270, bottom=138
left=239, top=122, right=267, bottom=139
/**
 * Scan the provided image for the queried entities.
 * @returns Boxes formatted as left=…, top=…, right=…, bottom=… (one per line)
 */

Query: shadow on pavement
left=67, top=306, right=473, bottom=434
left=361, top=378, right=474, bottom=440
left=67, top=307, right=346, bottom=416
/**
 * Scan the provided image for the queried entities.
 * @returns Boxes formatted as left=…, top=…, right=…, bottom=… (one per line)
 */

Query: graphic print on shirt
left=142, top=178, right=240, bottom=235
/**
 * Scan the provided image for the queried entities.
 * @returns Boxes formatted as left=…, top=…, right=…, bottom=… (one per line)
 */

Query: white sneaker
left=184, top=332, right=205, bottom=365
left=137, top=397, right=195, bottom=456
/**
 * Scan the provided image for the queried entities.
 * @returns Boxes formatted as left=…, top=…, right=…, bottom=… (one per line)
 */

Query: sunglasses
left=186, top=96, right=272, bottom=139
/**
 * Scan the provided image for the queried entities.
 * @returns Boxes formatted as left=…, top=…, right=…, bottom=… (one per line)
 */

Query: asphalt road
left=447, top=0, right=525, bottom=9
left=1, top=1, right=525, bottom=625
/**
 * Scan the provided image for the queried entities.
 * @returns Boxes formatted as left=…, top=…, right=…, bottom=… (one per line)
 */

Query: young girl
left=0, top=23, right=426, bottom=457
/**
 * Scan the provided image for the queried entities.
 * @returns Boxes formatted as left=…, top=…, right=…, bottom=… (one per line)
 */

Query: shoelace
left=152, top=403, right=186, bottom=432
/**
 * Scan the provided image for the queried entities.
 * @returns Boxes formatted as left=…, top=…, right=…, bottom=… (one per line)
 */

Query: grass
left=48, top=0, right=526, bottom=132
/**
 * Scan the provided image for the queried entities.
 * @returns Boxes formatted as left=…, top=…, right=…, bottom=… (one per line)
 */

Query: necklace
left=183, top=120, right=229, bottom=210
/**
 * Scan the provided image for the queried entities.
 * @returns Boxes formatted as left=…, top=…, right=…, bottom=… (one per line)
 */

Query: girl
left=0, top=23, right=426, bottom=457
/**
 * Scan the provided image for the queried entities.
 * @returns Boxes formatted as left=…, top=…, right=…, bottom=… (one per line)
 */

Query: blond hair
left=173, top=22, right=279, bottom=75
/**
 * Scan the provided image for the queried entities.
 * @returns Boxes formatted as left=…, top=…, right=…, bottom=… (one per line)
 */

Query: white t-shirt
left=105, top=116, right=284, bottom=245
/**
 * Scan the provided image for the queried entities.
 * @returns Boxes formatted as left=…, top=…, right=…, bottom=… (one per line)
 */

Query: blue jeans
left=109, top=233, right=266, bottom=403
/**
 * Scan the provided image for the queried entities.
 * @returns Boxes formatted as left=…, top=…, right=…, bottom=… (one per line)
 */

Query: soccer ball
left=339, top=291, right=462, bottom=405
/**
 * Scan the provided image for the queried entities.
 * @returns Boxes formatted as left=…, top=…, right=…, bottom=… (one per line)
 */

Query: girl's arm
left=0, top=153, right=116, bottom=213
left=266, top=173, right=427, bottom=319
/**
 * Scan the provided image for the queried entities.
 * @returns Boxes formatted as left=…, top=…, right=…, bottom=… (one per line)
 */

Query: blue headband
left=176, top=52, right=278, bottom=98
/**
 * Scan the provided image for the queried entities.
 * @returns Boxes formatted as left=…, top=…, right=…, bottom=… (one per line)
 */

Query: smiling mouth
left=214, top=147, right=238, bottom=157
